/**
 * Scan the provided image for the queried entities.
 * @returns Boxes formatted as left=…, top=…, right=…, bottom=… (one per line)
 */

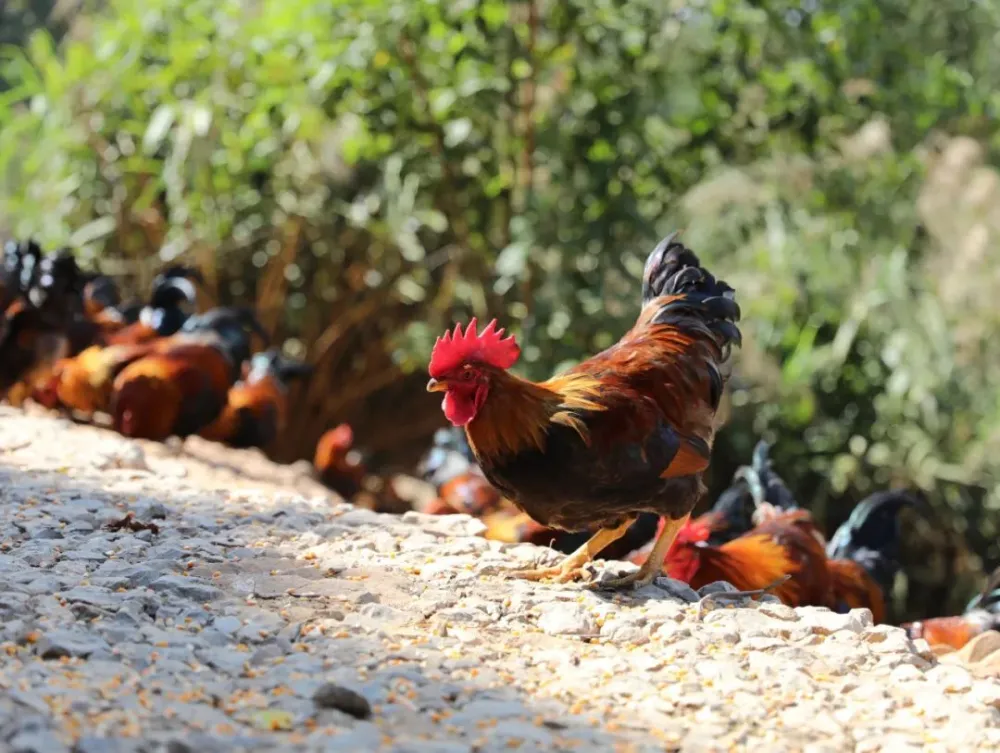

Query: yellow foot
left=508, top=562, right=593, bottom=584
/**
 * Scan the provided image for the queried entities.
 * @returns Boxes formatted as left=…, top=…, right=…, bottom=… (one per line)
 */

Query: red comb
left=428, top=317, right=520, bottom=378
left=328, top=424, right=354, bottom=448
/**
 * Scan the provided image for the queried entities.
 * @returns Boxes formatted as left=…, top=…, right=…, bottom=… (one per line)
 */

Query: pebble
left=536, top=602, right=596, bottom=636
left=312, top=683, right=372, bottom=719
left=0, top=409, right=995, bottom=752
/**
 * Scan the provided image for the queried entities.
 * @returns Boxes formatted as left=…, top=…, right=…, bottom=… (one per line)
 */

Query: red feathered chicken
left=643, top=486, right=913, bottom=623
left=314, top=424, right=368, bottom=500
left=199, top=349, right=312, bottom=448
left=427, top=234, right=742, bottom=589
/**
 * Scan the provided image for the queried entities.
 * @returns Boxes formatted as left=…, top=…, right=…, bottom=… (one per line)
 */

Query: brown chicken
left=26, top=264, right=200, bottom=414
left=110, top=307, right=267, bottom=441
left=199, top=349, right=312, bottom=448
left=313, top=424, right=367, bottom=500
left=654, top=510, right=832, bottom=608
left=426, top=234, right=742, bottom=589
left=641, top=488, right=912, bottom=623
left=903, top=568, right=1000, bottom=650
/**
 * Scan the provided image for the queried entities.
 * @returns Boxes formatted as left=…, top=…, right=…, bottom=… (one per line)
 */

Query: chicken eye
left=460, top=370, right=474, bottom=381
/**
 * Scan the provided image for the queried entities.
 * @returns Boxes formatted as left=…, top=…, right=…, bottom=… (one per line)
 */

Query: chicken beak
left=426, top=378, right=447, bottom=393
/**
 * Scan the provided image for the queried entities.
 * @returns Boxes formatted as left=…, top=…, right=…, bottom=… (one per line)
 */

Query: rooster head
left=427, top=318, right=520, bottom=426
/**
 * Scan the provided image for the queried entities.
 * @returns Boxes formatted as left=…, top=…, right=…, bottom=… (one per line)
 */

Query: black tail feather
left=826, top=490, right=917, bottom=597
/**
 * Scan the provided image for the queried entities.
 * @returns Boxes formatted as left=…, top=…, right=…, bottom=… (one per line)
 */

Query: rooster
left=314, top=424, right=368, bottom=500
left=0, top=247, right=88, bottom=397
left=426, top=233, right=741, bottom=588
left=46, top=266, right=203, bottom=416
left=110, top=307, right=268, bottom=440
left=647, top=487, right=914, bottom=622
left=825, top=490, right=917, bottom=600
left=656, top=509, right=831, bottom=607
left=903, top=567, right=1000, bottom=650
left=199, top=349, right=312, bottom=448
left=1, top=239, right=42, bottom=314
left=103, top=265, right=201, bottom=345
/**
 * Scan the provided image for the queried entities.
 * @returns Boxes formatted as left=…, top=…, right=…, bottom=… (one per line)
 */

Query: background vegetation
left=2, top=0, right=1000, bottom=620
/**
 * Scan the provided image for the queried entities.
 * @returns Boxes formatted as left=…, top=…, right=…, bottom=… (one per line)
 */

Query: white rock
left=926, top=664, right=973, bottom=693
left=536, top=602, right=595, bottom=637
left=797, top=607, right=867, bottom=635
left=757, top=602, right=799, bottom=621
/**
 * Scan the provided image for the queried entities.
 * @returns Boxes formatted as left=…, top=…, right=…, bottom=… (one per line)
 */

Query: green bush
left=2, top=0, right=1000, bottom=618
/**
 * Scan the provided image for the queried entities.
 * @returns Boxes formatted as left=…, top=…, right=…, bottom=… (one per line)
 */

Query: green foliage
left=1, top=0, right=1000, bottom=617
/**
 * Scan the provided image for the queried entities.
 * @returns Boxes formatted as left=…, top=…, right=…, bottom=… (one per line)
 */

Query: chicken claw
left=509, top=561, right=593, bottom=583
left=506, top=518, right=635, bottom=584
left=593, top=513, right=690, bottom=591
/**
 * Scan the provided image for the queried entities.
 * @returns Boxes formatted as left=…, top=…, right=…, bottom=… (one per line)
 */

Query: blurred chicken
left=0, top=247, right=88, bottom=397
left=103, top=265, right=201, bottom=345
left=110, top=307, right=268, bottom=441
left=649, top=509, right=831, bottom=607
left=417, top=428, right=502, bottom=517
left=825, top=490, right=917, bottom=601
left=638, top=461, right=913, bottom=622
left=48, top=266, right=203, bottom=416
left=0, top=239, right=42, bottom=314
left=314, top=424, right=368, bottom=500
left=427, top=234, right=741, bottom=588
left=199, top=349, right=312, bottom=448
left=904, top=567, right=1000, bottom=650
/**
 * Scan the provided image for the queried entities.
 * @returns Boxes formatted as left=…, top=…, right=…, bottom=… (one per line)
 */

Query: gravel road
left=0, top=406, right=997, bottom=753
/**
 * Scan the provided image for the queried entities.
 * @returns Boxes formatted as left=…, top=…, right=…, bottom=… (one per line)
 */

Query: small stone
left=212, top=616, right=242, bottom=635
left=73, top=737, right=140, bottom=753
left=968, top=680, right=1000, bottom=708
left=955, top=631, right=1000, bottom=664
left=401, top=510, right=487, bottom=538
left=798, top=607, right=867, bottom=635
left=889, top=664, right=925, bottom=682
left=134, top=499, right=169, bottom=519
left=697, top=581, right=739, bottom=596
left=11, top=729, right=69, bottom=753
left=599, top=617, right=649, bottom=645
left=149, top=575, right=223, bottom=602
left=758, top=602, right=799, bottom=621
left=652, top=577, right=699, bottom=602
left=536, top=603, right=595, bottom=636
left=312, top=683, right=372, bottom=719
left=925, top=664, right=973, bottom=693
left=36, top=629, right=110, bottom=659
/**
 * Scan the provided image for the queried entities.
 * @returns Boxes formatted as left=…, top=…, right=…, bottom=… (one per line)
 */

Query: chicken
left=47, top=266, right=203, bottom=416
left=692, top=439, right=797, bottom=546
left=0, top=239, right=42, bottom=314
left=52, top=341, right=156, bottom=417
left=646, top=487, right=914, bottom=622
left=825, top=490, right=917, bottom=601
left=104, top=265, right=200, bottom=345
left=314, top=424, right=367, bottom=500
left=656, top=510, right=831, bottom=607
left=417, top=428, right=502, bottom=515
left=904, top=567, right=1000, bottom=650
left=109, top=307, right=268, bottom=441
left=0, top=247, right=87, bottom=397
left=426, top=233, right=742, bottom=588
left=198, top=349, right=312, bottom=448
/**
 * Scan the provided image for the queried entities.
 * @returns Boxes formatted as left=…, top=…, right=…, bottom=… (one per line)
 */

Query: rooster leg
left=595, top=513, right=690, bottom=590
left=509, top=518, right=635, bottom=583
